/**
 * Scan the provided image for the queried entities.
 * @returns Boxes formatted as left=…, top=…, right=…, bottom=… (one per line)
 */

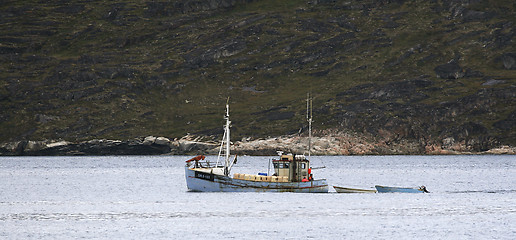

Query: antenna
left=306, top=93, right=312, bottom=161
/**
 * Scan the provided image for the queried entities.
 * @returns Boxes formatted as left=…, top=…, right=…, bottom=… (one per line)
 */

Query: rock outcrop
left=2, top=133, right=514, bottom=156
left=0, top=136, right=219, bottom=156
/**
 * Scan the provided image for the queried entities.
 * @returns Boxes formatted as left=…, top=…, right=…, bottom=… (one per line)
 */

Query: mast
left=224, top=98, right=231, bottom=175
left=307, top=93, right=312, bottom=161
left=216, top=98, right=231, bottom=176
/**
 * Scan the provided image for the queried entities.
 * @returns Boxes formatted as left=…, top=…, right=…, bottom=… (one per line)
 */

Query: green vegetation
left=0, top=0, right=514, bottom=150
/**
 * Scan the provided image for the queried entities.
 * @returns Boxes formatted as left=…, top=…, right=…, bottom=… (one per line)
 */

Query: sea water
left=0, top=155, right=514, bottom=239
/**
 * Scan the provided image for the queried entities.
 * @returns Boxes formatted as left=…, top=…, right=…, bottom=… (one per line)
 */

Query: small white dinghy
left=333, top=186, right=377, bottom=193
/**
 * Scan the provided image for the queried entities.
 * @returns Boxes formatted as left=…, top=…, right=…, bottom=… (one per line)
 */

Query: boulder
left=177, top=140, right=218, bottom=154
left=155, top=137, right=171, bottom=145
left=46, top=140, right=71, bottom=148
left=143, top=136, right=157, bottom=145
left=482, top=79, right=506, bottom=86
left=0, top=141, right=26, bottom=155
left=501, top=53, right=516, bottom=70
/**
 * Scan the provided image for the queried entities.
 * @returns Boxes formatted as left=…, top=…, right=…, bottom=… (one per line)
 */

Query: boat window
left=273, top=163, right=279, bottom=168
left=283, top=163, right=289, bottom=168
left=300, top=163, right=306, bottom=169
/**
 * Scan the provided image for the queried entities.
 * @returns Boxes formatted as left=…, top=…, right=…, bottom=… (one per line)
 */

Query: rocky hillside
left=1, top=0, right=515, bottom=155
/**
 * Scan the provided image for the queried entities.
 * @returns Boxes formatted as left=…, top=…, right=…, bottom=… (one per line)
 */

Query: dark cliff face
left=0, top=0, right=515, bottom=153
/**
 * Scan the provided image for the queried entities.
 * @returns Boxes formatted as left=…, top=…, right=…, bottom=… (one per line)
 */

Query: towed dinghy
left=375, top=185, right=429, bottom=193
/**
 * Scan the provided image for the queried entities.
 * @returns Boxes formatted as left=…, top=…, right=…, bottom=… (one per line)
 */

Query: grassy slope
left=0, top=0, right=515, bottom=148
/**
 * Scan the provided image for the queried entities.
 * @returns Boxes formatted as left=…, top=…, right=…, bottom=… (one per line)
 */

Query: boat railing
left=202, top=161, right=224, bottom=168
left=187, top=160, right=224, bottom=168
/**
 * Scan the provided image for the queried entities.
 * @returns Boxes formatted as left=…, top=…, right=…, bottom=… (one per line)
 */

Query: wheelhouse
left=272, top=154, right=310, bottom=182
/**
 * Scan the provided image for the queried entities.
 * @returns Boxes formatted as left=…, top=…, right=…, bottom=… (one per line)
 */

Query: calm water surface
left=1, top=155, right=514, bottom=239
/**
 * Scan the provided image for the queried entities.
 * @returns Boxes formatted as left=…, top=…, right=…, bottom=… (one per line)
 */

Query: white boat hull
left=185, top=167, right=328, bottom=193
left=333, top=186, right=377, bottom=193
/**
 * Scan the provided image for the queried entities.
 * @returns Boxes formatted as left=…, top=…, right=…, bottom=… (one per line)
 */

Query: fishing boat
left=375, top=185, right=429, bottom=193
left=333, top=186, right=377, bottom=193
left=184, top=98, right=328, bottom=193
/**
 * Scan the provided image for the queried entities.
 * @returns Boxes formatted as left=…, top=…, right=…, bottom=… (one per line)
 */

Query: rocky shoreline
left=1, top=134, right=514, bottom=156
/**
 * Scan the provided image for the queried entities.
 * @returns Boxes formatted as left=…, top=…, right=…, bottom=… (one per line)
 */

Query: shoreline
left=1, top=135, right=514, bottom=156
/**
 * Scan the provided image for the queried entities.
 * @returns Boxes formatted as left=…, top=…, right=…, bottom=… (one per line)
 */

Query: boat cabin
left=272, top=154, right=311, bottom=182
